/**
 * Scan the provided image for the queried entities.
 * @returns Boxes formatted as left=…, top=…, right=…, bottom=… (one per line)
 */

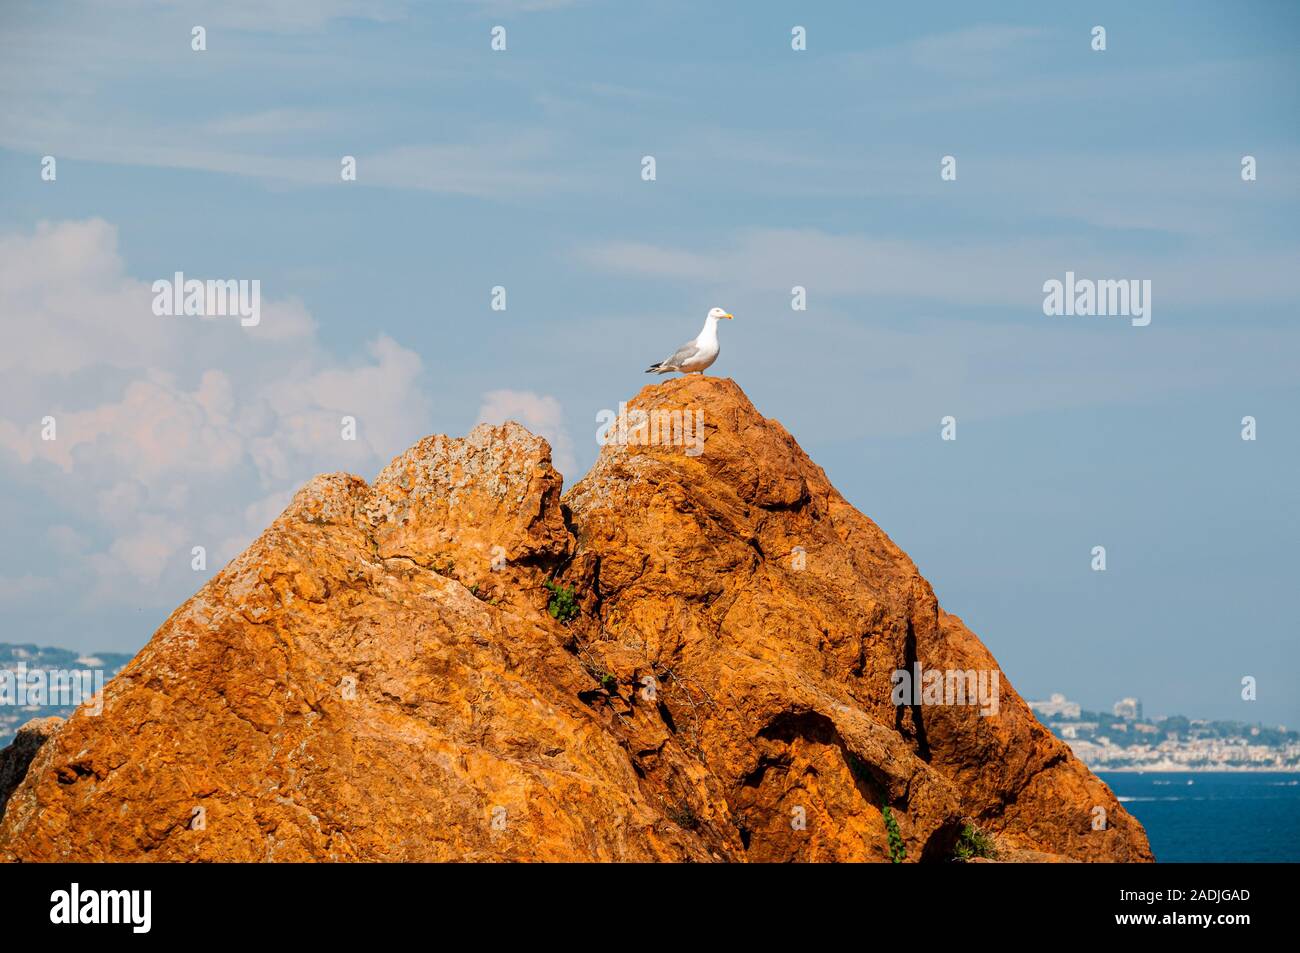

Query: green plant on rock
left=882, top=804, right=906, bottom=864
left=543, top=578, right=579, bottom=623
left=952, top=822, right=998, bottom=861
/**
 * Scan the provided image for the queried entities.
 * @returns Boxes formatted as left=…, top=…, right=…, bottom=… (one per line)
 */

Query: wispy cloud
left=459, top=0, right=589, bottom=14
left=476, top=389, right=577, bottom=477
left=0, top=107, right=578, bottom=197
left=577, top=228, right=1300, bottom=309
left=82, top=0, right=411, bottom=33
left=859, top=24, right=1049, bottom=77
left=199, top=109, right=335, bottom=137
left=364, top=132, right=580, bottom=197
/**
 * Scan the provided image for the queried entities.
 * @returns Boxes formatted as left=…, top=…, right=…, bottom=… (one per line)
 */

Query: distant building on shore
left=1028, top=687, right=1300, bottom=772
left=1113, top=697, right=1143, bottom=721
left=1029, top=693, right=1081, bottom=719
left=1059, top=722, right=1099, bottom=739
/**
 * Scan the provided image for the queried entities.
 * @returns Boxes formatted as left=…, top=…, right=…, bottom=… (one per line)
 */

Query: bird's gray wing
left=658, top=339, right=702, bottom=369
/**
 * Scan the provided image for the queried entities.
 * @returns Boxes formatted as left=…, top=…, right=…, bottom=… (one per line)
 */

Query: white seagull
left=645, top=307, right=734, bottom=375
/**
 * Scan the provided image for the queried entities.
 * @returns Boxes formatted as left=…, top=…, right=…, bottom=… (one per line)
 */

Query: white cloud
left=0, top=219, right=434, bottom=601
left=0, top=219, right=175, bottom=376
left=476, top=389, right=577, bottom=478
left=87, top=515, right=190, bottom=590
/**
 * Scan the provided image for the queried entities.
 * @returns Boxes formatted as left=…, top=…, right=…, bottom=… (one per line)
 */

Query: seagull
left=645, top=307, right=734, bottom=375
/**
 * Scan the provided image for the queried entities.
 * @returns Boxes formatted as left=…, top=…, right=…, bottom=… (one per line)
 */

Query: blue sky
left=1, top=0, right=1297, bottom=725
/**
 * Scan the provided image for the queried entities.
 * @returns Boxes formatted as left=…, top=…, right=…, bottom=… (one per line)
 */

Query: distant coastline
left=1030, top=692, right=1299, bottom=774
left=1, top=643, right=132, bottom=747
left=1096, top=765, right=1300, bottom=773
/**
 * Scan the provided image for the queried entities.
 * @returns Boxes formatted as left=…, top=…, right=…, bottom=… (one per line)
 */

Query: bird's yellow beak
left=723, top=312, right=734, bottom=320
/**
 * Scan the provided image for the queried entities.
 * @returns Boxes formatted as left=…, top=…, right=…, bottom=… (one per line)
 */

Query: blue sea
left=1097, top=772, right=1300, bottom=862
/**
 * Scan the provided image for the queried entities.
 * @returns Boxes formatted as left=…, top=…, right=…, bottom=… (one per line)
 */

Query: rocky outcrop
left=0, top=717, right=62, bottom=822
left=0, top=377, right=1152, bottom=862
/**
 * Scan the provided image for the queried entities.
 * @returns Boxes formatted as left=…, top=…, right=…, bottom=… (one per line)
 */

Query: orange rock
left=0, top=377, right=1151, bottom=862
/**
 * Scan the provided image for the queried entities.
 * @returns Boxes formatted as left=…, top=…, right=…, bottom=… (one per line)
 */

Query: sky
left=0, top=0, right=1297, bottom=726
